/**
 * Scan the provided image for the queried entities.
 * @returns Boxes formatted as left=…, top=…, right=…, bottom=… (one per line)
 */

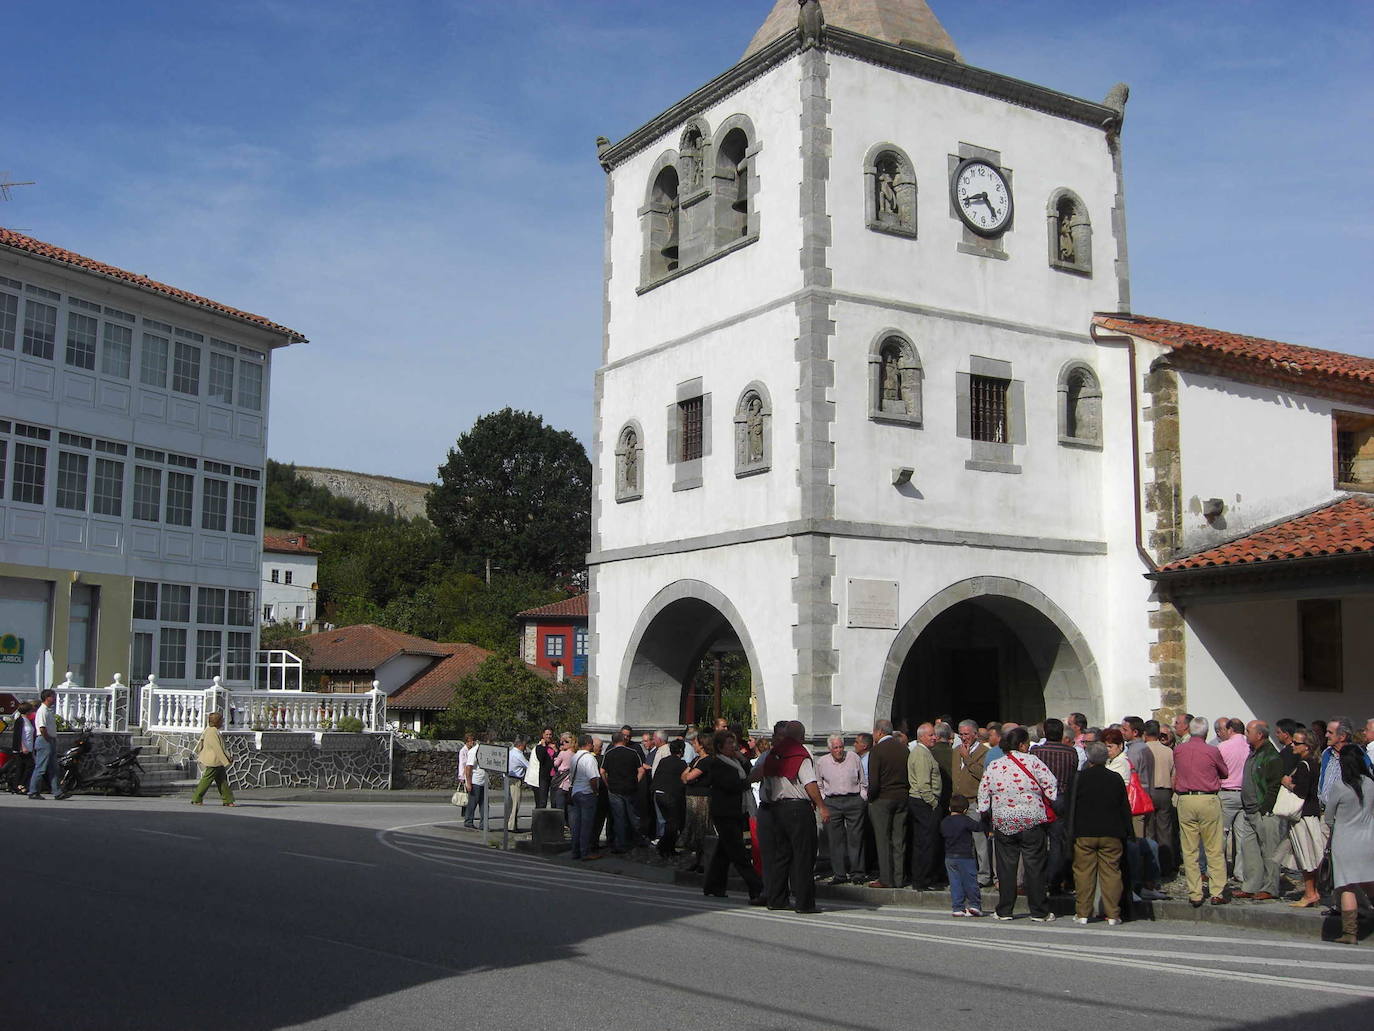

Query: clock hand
left=962, top=191, right=989, bottom=209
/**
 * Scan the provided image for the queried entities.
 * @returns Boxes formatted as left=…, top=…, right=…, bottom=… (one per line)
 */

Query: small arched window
left=733, top=382, right=772, bottom=477
left=1047, top=189, right=1092, bottom=275
left=640, top=154, right=680, bottom=285
left=615, top=420, right=645, bottom=502
left=868, top=332, right=923, bottom=426
left=1058, top=362, right=1102, bottom=447
left=712, top=119, right=757, bottom=247
left=864, top=143, right=917, bottom=238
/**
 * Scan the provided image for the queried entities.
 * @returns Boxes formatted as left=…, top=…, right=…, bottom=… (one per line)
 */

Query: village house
left=261, top=532, right=320, bottom=632
left=517, top=594, right=589, bottom=680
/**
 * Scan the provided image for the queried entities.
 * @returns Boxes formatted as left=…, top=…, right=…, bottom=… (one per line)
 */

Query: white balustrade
left=11, top=672, right=129, bottom=732
left=145, top=679, right=387, bottom=734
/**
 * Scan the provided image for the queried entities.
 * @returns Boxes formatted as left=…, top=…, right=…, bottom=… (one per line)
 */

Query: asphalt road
left=5, top=794, right=1371, bottom=1030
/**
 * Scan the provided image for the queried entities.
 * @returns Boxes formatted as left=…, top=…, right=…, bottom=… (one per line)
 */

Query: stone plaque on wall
left=847, top=579, right=899, bottom=629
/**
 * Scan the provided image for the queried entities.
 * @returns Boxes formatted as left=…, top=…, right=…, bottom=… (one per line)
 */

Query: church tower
left=589, top=0, right=1141, bottom=737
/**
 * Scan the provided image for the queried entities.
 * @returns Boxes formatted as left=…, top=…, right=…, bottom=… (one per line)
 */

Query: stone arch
left=620, top=579, right=766, bottom=729
left=867, top=329, right=923, bottom=425
left=873, top=577, right=1102, bottom=729
left=614, top=418, right=644, bottom=502
left=640, top=150, right=681, bottom=284
left=733, top=380, right=772, bottom=477
left=711, top=113, right=761, bottom=246
left=1047, top=188, right=1092, bottom=275
left=863, top=142, right=917, bottom=237
left=1057, top=360, right=1103, bottom=447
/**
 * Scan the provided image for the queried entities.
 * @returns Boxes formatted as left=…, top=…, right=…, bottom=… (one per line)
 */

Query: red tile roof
left=388, top=643, right=495, bottom=711
left=289, top=624, right=448, bottom=672
left=516, top=594, right=589, bottom=619
left=0, top=227, right=306, bottom=343
left=263, top=533, right=320, bottom=556
left=1157, top=496, right=1374, bottom=573
left=1093, top=314, right=1374, bottom=399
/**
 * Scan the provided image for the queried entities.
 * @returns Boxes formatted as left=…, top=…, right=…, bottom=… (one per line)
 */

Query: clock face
left=953, top=159, right=1013, bottom=237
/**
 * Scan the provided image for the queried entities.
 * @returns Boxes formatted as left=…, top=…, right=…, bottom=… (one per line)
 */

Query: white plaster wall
left=261, top=553, right=318, bottom=625
left=605, top=55, right=804, bottom=366
left=1176, top=372, right=1374, bottom=552
left=1184, top=596, right=1374, bottom=723
left=590, top=538, right=797, bottom=727
left=598, top=304, right=800, bottom=550
left=825, top=54, right=1121, bottom=331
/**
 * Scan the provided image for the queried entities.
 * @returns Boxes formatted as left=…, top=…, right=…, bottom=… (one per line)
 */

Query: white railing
left=143, top=677, right=386, bottom=734
left=10, top=672, right=128, bottom=732
left=256, top=650, right=304, bottom=691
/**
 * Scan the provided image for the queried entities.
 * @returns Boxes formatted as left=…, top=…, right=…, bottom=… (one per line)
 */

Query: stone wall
left=295, top=466, right=431, bottom=522
left=392, top=738, right=462, bottom=790
left=155, top=731, right=393, bottom=790
left=55, top=732, right=134, bottom=786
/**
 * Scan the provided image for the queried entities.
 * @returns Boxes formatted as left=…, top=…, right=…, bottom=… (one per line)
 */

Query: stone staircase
left=127, top=732, right=198, bottom=795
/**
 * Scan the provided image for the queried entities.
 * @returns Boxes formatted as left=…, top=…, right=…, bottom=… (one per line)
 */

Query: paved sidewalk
left=164, top=787, right=456, bottom=804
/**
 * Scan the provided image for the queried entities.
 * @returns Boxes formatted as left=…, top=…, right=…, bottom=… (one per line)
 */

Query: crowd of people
left=451, top=711, right=1374, bottom=942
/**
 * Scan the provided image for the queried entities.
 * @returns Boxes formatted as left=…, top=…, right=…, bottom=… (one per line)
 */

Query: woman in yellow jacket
left=191, top=712, right=236, bottom=806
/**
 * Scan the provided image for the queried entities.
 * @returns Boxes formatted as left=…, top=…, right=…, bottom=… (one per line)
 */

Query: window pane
left=228, top=590, right=254, bottom=626
left=165, top=470, right=194, bottom=526
left=172, top=341, right=201, bottom=395
left=140, top=333, right=168, bottom=387
left=133, top=465, right=161, bottom=522
left=0, top=290, right=17, bottom=350
left=158, top=628, right=187, bottom=680
left=201, top=478, right=228, bottom=531
left=198, top=587, right=227, bottom=626
left=132, top=632, right=154, bottom=682
left=133, top=580, right=159, bottom=621
left=160, top=583, right=191, bottom=623
left=64, top=312, right=98, bottom=369
left=195, top=629, right=223, bottom=680
left=208, top=352, right=234, bottom=404
left=101, top=322, right=132, bottom=378
left=226, top=631, right=253, bottom=681
left=232, top=482, right=258, bottom=535
left=679, top=397, right=703, bottom=461
left=284, top=571, right=292, bottom=585
left=238, top=360, right=262, bottom=411
left=56, top=451, right=89, bottom=511
left=1300, top=599, right=1343, bottom=691
left=22, top=300, right=57, bottom=359
left=970, top=375, right=1010, bottom=443
left=11, top=443, right=46, bottom=504
left=93, top=458, right=124, bottom=516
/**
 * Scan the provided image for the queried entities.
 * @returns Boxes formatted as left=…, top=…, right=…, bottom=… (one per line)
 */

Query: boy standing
left=941, top=794, right=983, bottom=916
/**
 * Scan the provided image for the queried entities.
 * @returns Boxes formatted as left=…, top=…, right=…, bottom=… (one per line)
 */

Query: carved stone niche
left=864, top=144, right=917, bottom=238
left=615, top=420, right=644, bottom=502
left=1058, top=361, right=1103, bottom=448
left=868, top=334, right=923, bottom=426
left=733, top=383, right=772, bottom=478
left=1047, top=188, right=1092, bottom=275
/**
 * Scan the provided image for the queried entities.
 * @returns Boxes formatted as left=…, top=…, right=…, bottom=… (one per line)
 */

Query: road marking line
left=434, top=873, right=550, bottom=892
left=298, top=934, right=462, bottom=974
left=131, top=828, right=202, bottom=841
left=281, top=851, right=376, bottom=867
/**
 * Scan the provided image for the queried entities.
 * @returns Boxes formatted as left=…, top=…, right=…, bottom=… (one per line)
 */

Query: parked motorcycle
left=58, top=734, right=143, bottom=796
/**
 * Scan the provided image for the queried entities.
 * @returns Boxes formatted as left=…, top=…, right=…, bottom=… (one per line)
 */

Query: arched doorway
left=619, top=580, right=764, bottom=729
left=874, top=578, right=1102, bottom=730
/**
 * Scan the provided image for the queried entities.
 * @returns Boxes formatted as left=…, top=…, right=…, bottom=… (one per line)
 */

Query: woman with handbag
left=976, top=726, right=1058, bottom=921
left=1276, top=729, right=1326, bottom=908
left=549, top=733, right=576, bottom=817
left=1102, top=728, right=1163, bottom=904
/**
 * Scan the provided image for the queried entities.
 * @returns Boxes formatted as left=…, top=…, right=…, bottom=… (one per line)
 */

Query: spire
left=743, top=0, right=961, bottom=61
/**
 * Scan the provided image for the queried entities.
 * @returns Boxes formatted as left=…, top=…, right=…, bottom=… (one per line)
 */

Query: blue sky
left=5, top=1, right=1371, bottom=482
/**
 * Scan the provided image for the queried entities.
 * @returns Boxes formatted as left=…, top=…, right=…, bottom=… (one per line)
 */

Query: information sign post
left=476, top=743, right=507, bottom=848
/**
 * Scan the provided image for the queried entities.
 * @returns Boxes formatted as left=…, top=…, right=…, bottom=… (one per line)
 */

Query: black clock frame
left=951, top=157, right=1014, bottom=239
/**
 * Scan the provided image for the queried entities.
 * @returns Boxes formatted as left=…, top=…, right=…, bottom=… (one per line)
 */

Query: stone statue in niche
left=745, top=395, right=764, bottom=463
left=1057, top=201, right=1077, bottom=263
left=876, top=158, right=900, bottom=224
left=682, top=127, right=704, bottom=191
left=880, top=345, right=903, bottom=409
left=622, top=429, right=638, bottom=490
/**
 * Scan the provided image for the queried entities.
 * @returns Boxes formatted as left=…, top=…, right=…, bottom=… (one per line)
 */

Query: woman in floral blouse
left=977, top=726, right=1059, bottom=921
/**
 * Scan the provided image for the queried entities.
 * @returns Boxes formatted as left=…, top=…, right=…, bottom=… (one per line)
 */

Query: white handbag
left=1272, top=784, right=1304, bottom=822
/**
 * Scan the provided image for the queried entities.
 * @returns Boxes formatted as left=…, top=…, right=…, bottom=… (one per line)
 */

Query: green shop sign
left=0, top=634, right=23, bottom=664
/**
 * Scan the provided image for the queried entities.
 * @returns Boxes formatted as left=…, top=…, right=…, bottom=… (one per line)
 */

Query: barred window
left=172, top=341, right=201, bottom=395
left=56, top=451, right=89, bottom=511
left=0, top=290, right=17, bottom=349
left=198, top=587, right=226, bottom=625
left=238, top=359, right=262, bottom=411
left=93, top=458, right=124, bottom=516
left=132, top=632, right=154, bottom=682
left=228, top=590, right=255, bottom=627
left=133, top=580, right=159, bottom=620
left=22, top=300, right=57, bottom=360
left=201, top=477, right=228, bottom=531
left=208, top=352, right=234, bottom=404
left=160, top=583, right=191, bottom=623
left=679, top=397, right=703, bottom=461
left=232, top=482, right=258, bottom=535
left=970, top=375, right=1010, bottom=444
left=226, top=631, right=253, bottom=681
left=165, top=471, right=194, bottom=526
left=158, top=628, right=187, bottom=681
left=140, top=333, right=169, bottom=388
left=133, top=465, right=161, bottom=522
left=102, top=322, right=132, bottom=378
left=65, top=312, right=98, bottom=370
left=11, top=443, right=46, bottom=505
left=195, top=629, right=223, bottom=681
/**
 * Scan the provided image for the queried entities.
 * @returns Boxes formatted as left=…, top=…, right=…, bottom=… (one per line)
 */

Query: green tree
left=426, top=408, right=591, bottom=583
left=433, top=655, right=587, bottom=740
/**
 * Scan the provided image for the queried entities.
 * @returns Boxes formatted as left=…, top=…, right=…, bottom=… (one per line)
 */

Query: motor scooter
left=58, top=733, right=143, bottom=796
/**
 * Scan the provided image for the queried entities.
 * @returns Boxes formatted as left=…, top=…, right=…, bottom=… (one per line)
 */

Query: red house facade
left=516, top=594, right=589, bottom=679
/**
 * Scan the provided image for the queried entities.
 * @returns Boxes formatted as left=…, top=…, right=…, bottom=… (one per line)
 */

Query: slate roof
left=516, top=594, right=589, bottom=620
left=292, top=625, right=448, bottom=672
left=1156, top=496, right=1374, bottom=573
left=0, top=227, right=306, bottom=343
left=1093, top=313, right=1374, bottom=400
left=263, top=534, right=320, bottom=556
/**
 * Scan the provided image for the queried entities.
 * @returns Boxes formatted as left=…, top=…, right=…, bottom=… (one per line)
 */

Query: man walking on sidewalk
left=29, top=689, right=66, bottom=800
